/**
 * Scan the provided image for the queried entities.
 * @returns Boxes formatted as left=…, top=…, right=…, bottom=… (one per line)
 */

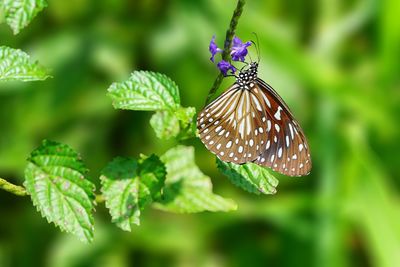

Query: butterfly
left=197, top=62, right=311, bottom=176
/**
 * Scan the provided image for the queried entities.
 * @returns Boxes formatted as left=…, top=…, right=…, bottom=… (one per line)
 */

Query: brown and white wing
left=197, top=84, right=268, bottom=164
left=252, top=78, right=312, bottom=176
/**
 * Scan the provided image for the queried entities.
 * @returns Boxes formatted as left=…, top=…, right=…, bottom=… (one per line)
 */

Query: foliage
left=24, top=140, right=95, bottom=243
left=155, top=145, right=237, bottom=213
left=100, top=155, right=166, bottom=231
left=0, top=0, right=47, bottom=34
left=217, top=159, right=278, bottom=195
left=107, top=71, right=180, bottom=111
left=108, top=71, right=197, bottom=140
left=0, top=46, right=50, bottom=81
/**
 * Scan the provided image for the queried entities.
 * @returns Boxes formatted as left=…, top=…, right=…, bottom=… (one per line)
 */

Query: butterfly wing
left=252, top=78, right=312, bottom=176
left=197, top=83, right=267, bottom=163
left=198, top=78, right=312, bottom=177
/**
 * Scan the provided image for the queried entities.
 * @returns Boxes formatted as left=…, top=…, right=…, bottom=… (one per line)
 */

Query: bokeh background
left=1, top=0, right=399, bottom=266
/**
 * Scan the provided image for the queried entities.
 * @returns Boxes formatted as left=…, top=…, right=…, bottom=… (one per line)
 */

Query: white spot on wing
left=226, top=141, right=232, bottom=148
left=299, top=144, right=304, bottom=151
left=267, top=120, right=271, bottom=131
left=274, top=106, right=283, bottom=120
left=278, top=147, right=282, bottom=158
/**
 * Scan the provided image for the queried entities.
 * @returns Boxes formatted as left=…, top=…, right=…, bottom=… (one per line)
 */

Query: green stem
left=204, top=0, right=246, bottom=105
left=95, top=194, right=105, bottom=203
left=0, top=177, right=27, bottom=196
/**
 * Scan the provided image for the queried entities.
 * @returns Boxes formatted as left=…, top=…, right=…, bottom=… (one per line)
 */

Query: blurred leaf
left=107, top=71, right=180, bottom=111
left=24, top=140, right=95, bottom=243
left=154, top=146, right=237, bottom=213
left=150, top=106, right=197, bottom=140
left=0, top=0, right=47, bottom=35
left=100, top=155, right=166, bottom=231
left=175, top=106, right=197, bottom=140
left=0, top=46, right=50, bottom=82
left=150, top=110, right=180, bottom=140
left=217, top=159, right=279, bottom=195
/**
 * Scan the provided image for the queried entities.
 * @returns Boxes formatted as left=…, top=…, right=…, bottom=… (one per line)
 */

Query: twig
left=0, top=177, right=27, bottom=196
left=204, top=0, right=246, bottom=105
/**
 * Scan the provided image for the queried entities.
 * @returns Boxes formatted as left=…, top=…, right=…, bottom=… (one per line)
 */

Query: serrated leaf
left=23, top=140, right=95, bottom=243
left=150, top=107, right=197, bottom=140
left=107, top=71, right=180, bottom=111
left=217, top=159, right=279, bottom=195
left=0, top=0, right=47, bottom=35
left=154, top=146, right=237, bottom=213
left=100, top=155, right=166, bottom=231
left=0, top=46, right=50, bottom=81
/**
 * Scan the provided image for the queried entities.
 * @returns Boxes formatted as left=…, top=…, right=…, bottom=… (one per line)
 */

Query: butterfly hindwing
left=252, top=79, right=312, bottom=176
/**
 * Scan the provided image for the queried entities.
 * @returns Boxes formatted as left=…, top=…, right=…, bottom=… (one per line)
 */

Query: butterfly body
left=197, top=62, right=311, bottom=176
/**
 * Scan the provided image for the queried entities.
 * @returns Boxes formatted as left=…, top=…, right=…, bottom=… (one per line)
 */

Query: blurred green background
left=1, top=0, right=400, bottom=266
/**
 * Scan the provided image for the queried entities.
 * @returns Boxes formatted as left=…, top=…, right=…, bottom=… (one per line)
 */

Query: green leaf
left=24, top=140, right=95, bottom=243
left=107, top=71, right=180, bottom=111
left=0, top=46, right=50, bottom=81
left=150, top=106, right=197, bottom=140
left=0, top=0, right=47, bottom=35
left=100, top=155, right=166, bottom=231
left=154, top=146, right=237, bottom=213
left=175, top=106, right=197, bottom=140
left=150, top=110, right=180, bottom=140
left=217, top=159, right=279, bottom=195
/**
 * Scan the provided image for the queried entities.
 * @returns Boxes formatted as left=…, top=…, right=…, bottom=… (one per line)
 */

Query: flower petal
left=209, top=35, right=223, bottom=62
left=217, top=60, right=236, bottom=76
left=230, top=36, right=251, bottom=62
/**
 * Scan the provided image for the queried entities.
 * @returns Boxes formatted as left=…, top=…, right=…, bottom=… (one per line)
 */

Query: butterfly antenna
left=251, top=32, right=261, bottom=63
left=248, top=52, right=254, bottom=63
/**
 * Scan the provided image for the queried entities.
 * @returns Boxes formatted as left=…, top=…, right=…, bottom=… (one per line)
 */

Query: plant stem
left=204, top=0, right=246, bottom=105
left=0, top=177, right=27, bottom=196
left=95, top=194, right=105, bottom=203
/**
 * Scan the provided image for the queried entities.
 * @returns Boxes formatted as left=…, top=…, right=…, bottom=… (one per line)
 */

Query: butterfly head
left=237, top=62, right=258, bottom=89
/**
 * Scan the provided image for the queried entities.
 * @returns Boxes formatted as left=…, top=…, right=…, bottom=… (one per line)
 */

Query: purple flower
left=230, top=36, right=251, bottom=62
left=217, top=60, right=236, bottom=76
left=209, top=35, right=223, bottom=62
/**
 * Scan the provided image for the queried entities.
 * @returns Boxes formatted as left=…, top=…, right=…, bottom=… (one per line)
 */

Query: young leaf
left=150, top=107, right=197, bottom=140
left=0, top=0, right=48, bottom=35
left=154, top=146, right=237, bottom=213
left=107, top=71, right=180, bottom=111
left=23, top=140, right=95, bottom=243
left=217, top=159, right=279, bottom=195
left=150, top=110, right=180, bottom=140
left=175, top=106, right=197, bottom=140
left=0, top=46, right=50, bottom=81
left=100, top=155, right=166, bottom=231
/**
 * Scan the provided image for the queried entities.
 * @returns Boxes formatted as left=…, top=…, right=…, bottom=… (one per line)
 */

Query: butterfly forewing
left=198, top=63, right=311, bottom=177
left=198, top=84, right=267, bottom=163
